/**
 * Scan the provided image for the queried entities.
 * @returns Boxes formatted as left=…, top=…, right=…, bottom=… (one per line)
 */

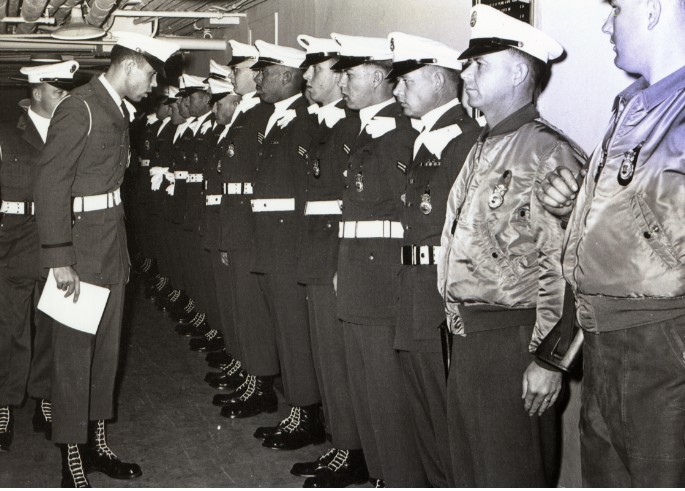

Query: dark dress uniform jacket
left=0, top=108, right=43, bottom=277
left=35, top=76, right=129, bottom=286
left=251, top=95, right=319, bottom=274
left=395, top=104, right=480, bottom=352
left=219, top=101, right=273, bottom=252
left=183, top=114, right=215, bottom=233
left=297, top=104, right=360, bottom=285
left=200, top=123, right=226, bottom=251
left=168, top=120, right=195, bottom=225
left=337, top=102, right=417, bottom=325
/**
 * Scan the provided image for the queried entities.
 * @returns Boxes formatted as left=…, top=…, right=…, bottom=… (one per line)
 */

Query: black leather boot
left=189, top=328, right=224, bottom=352
left=370, top=478, right=385, bottom=487
left=303, top=449, right=369, bottom=487
left=219, top=376, right=278, bottom=418
left=0, top=406, right=12, bottom=452
left=81, top=420, right=142, bottom=480
left=262, top=404, right=326, bottom=450
left=174, top=297, right=197, bottom=325
left=60, top=444, right=91, bottom=488
left=290, top=447, right=337, bottom=477
left=212, top=375, right=251, bottom=406
left=205, top=349, right=231, bottom=365
left=253, top=404, right=301, bottom=440
left=207, top=360, right=246, bottom=390
left=32, top=398, right=52, bottom=440
left=204, top=354, right=236, bottom=383
left=176, top=312, right=210, bottom=337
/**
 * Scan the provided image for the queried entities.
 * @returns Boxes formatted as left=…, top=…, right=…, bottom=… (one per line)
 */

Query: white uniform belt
left=187, top=173, right=203, bottom=183
left=174, top=170, right=188, bottom=180
left=139, top=158, right=150, bottom=167
left=400, top=245, right=440, bottom=265
left=251, top=198, right=295, bottom=212
left=73, top=188, right=121, bottom=213
left=339, top=220, right=404, bottom=239
left=206, top=195, right=222, bottom=206
left=223, top=182, right=253, bottom=195
left=1, top=200, right=34, bottom=215
left=304, top=200, right=342, bottom=216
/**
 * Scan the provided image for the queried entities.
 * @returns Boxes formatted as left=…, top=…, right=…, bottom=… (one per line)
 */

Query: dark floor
left=0, top=277, right=361, bottom=488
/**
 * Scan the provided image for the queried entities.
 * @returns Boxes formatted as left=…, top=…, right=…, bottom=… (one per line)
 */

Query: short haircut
left=423, top=65, right=461, bottom=91
left=366, top=59, right=393, bottom=76
left=111, top=45, right=148, bottom=69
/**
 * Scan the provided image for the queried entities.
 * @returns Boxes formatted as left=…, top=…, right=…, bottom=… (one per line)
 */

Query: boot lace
left=325, top=449, right=349, bottom=471
left=225, top=360, right=242, bottom=376
left=374, top=478, right=385, bottom=488
left=155, top=277, right=169, bottom=291
left=238, top=375, right=257, bottom=401
left=41, top=399, right=52, bottom=423
left=192, top=313, right=207, bottom=328
left=0, top=406, right=9, bottom=432
left=94, top=420, right=118, bottom=460
left=66, top=444, right=90, bottom=488
left=141, top=258, right=152, bottom=273
left=318, top=447, right=337, bottom=465
left=282, top=406, right=301, bottom=432
left=204, top=328, right=218, bottom=341
left=184, top=298, right=196, bottom=313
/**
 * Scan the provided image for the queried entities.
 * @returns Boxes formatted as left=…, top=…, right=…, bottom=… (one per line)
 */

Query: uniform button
left=279, top=218, right=284, bottom=223
left=643, top=232, right=652, bottom=239
left=407, top=202, right=413, bottom=207
left=406, top=225, right=411, bottom=230
left=102, top=144, right=106, bottom=149
left=369, top=254, right=374, bottom=261
left=345, top=185, right=350, bottom=189
left=409, top=179, right=415, bottom=184
left=77, top=215, right=82, bottom=220
left=492, top=252, right=498, bottom=258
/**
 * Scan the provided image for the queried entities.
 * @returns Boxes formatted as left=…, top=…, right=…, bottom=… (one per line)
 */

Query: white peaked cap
left=208, top=77, right=236, bottom=97
left=387, top=32, right=462, bottom=78
left=162, top=85, right=179, bottom=103
left=228, top=40, right=259, bottom=68
left=253, top=40, right=306, bottom=69
left=208, top=59, right=231, bottom=80
left=296, top=34, right=341, bottom=68
left=20, top=60, right=79, bottom=86
left=460, top=4, right=563, bottom=63
left=330, top=33, right=393, bottom=70
left=113, top=31, right=180, bottom=76
left=178, top=74, right=209, bottom=96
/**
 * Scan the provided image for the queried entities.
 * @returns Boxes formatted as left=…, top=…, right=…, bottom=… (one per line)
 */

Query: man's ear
left=32, top=86, right=43, bottom=103
left=432, top=70, right=446, bottom=92
left=645, top=0, right=662, bottom=30
left=124, top=58, right=137, bottom=76
left=371, top=68, right=386, bottom=88
left=282, top=69, right=293, bottom=86
left=512, top=60, right=530, bottom=88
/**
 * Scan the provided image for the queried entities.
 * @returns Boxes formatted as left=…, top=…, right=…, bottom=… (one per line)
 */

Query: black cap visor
left=227, top=55, right=256, bottom=67
left=330, top=56, right=375, bottom=70
left=209, top=92, right=231, bottom=105
left=458, top=37, right=523, bottom=60
left=299, top=52, right=338, bottom=69
left=386, top=58, right=437, bottom=79
left=251, top=57, right=283, bottom=70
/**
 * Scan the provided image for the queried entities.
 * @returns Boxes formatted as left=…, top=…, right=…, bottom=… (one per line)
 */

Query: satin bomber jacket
left=438, top=105, right=585, bottom=351
left=562, top=65, right=685, bottom=332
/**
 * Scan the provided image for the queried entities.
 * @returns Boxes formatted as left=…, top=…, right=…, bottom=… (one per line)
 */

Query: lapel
left=17, top=110, right=44, bottom=151
left=265, top=95, right=308, bottom=144
left=354, top=101, right=403, bottom=151
left=89, top=76, right=127, bottom=129
left=414, top=104, right=469, bottom=162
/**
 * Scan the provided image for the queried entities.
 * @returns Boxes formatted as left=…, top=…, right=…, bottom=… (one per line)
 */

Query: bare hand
left=332, top=271, right=338, bottom=296
left=220, top=251, right=229, bottom=267
left=53, top=266, right=81, bottom=303
left=536, top=166, right=585, bottom=217
left=522, top=361, right=562, bottom=416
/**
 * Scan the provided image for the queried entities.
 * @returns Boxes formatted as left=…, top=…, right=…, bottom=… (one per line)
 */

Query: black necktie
left=120, top=101, right=129, bottom=122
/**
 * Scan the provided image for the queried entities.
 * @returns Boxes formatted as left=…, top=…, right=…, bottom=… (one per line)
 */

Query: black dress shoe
left=370, top=478, right=385, bottom=487
left=220, top=376, right=278, bottom=418
left=205, top=349, right=231, bottom=365
left=302, top=449, right=369, bottom=487
left=254, top=405, right=299, bottom=440
left=60, top=444, right=91, bottom=488
left=189, top=329, right=224, bottom=352
left=32, top=399, right=52, bottom=440
left=176, top=314, right=210, bottom=337
left=82, top=421, right=142, bottom=480
left=262, top=404, right=326, bottom=450
left=290, top=447, right=337, bottom=477
left=208, top=363, right=245, bottom=390
left=212, top=378, right=249, bottom=406
left=0, top=406, right=13, bottom=452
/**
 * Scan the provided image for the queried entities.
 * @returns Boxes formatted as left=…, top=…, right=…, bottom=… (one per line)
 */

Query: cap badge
left=488, top=170, right=512, bottom=210
left=420, top=188, right=432, bottom=215
left=70, top=64, right=77, bottom=73
left=470, top=11, right=477, bottom=27
left=390, top=38, right=395, bottom=51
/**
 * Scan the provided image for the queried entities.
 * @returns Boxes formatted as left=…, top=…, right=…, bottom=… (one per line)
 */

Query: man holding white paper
left=34, top=32, right=179, bottom=487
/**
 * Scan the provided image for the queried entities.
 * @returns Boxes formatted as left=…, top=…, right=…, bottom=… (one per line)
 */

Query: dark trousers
left=257, top=273, right=319, bottom=406
left=581, top=315, right=685, bottom=487
left=306, top=284, right=360, bottom=450
left=210, top=250, right=239, bottom=355
left=226, top=251, right=278, bottom=376
left=398, top=350, right=451, bottom=487
left=343, top=322, right=427, bottom=486
left=0, top=267, right=34, bottom=406
left=447, top=325, right=560, bottom=487
left=51, top=281, right=125, bottom=444
left=27, top=279, right=53, bottom=400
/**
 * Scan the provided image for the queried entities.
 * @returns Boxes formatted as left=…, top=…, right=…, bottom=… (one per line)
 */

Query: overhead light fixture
left=51, top=5, right=106, bottom=40
left=30, top=53, right=64, bottom=63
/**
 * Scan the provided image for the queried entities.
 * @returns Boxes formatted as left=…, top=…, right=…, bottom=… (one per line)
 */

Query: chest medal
left=227, top=143, right=235, bottom=158
left=618, top=142, right=643, bottom=186
left=355, top=169, right=364, bottom=192
left=488, top=170, right=512, bottom=210
left=313, top=159, right=321, bottom=178
left=420, top=187, right=432, bottom=215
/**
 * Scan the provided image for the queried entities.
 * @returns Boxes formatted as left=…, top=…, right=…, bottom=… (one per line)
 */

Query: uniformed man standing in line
left=332, top=33, right=425, bottom=487
left=238, top=40, right=324, bottom=448
left=33, top=32, right=179, bottom=487
left=212, top=41, right=281, bottom=418
left=388, top=32, right=481, bottom=487
left=289, top=34, right=369, bottom=487
left=437, top=6, right=585, bottom=486
left=0, top=61, right=79, bottom=451
left=536, top=0, right=685, bottom=486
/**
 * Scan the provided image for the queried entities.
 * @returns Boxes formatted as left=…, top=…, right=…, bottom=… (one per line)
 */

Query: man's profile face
left=233, top=66, right=256, bottom=95
left=338, top=64, right=376, bottom=110
left=125, top=60, right=157, bottom=102
left=213, top=95, right=240, bottom=125
left=393, top=68, right=436, bottom=118
left=188, top=91, right=209, bottom=117
left=460, top=51, right=511, bottom=113
left=254, top=65, right=283, bottom=103
left=602, top=0, right=646, bottom=76
left=303, top=59, right=340, bottom=105
left=36, top=83, right=68, bottom=116
left=178, top=96, right=191, bottom=119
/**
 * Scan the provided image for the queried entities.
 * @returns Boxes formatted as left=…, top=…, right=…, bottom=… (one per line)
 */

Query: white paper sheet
left=37, top=269, right=110, bottom=335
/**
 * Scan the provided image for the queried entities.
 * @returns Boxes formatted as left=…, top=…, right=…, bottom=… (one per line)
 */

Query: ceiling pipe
left=86, top=0, right=127, bottom=27
left=111, top=10, right=246, bottom=19
left=54, top=0, right=81, bottom=23
left=21, top=0, right=50, bottom=21
left=0, top=34, right=227, bottom=51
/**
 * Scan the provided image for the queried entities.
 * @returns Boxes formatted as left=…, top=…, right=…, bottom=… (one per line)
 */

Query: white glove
left=165, top=183, right=175, bottom=196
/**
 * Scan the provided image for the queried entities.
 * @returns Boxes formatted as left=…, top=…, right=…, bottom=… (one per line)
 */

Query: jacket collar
left=617, top=63, right=685, bottom=112
left=482, top=103, right=539, bottom=139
